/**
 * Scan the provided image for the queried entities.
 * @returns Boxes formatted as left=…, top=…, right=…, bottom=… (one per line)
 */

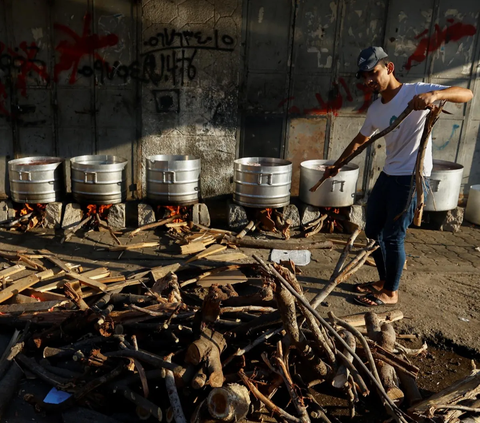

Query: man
left=323, top=46, right=473, bottom=307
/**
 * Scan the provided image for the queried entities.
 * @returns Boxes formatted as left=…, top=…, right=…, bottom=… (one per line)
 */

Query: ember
left=85, top=204, right=113, bottom=220
left=303, top=206, right=348, bottom=236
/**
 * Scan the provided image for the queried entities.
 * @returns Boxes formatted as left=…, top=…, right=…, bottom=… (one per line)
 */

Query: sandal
left=353, top=293, right=397, bottom=307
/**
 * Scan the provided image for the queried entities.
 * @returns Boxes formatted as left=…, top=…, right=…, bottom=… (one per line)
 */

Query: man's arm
left=411, top=86, right=473, bottom=110
left=324, top=132, right=370, bottom=178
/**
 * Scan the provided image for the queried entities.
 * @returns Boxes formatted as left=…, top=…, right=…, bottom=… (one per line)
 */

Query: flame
left=85, top=204, right=113, bottom=219
left=30, top=294, right=42, bottom=302
left=161, top=205, right=190, bottom=223
left=19, top=204, right=34, bottom=216
left=264, top=208, right=273, bottom=218
left=165, top=206, right=182, bottom=217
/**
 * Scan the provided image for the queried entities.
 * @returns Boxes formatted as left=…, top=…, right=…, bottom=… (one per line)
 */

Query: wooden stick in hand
left=309, top=104, right=414, bottom=192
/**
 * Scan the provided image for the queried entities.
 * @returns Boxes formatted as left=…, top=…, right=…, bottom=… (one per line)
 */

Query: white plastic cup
left=465, top=184, right=480, bottom=225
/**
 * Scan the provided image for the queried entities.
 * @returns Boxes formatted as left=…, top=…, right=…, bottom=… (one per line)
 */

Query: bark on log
left=0, top=362, right=24, bottom=419
left=207, top=383, right=251, bottom=422
left=165, top=355, right=187, bottom=423
left=185, top=328, right=227, bottom=388
left=227, top=237, right=333, bottom=250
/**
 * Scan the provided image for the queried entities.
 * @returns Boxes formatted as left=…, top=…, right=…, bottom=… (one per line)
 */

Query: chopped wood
left=180, top=242, right=206, bottom=255
left=339, top=310, right=404, bottom=327
left=36, top=267, right=109, bottom=292
left=109, top=241, right=159, bottom=252
left=165, top=354, right=187, bottom=423
left=0, top=300, right=69, bottom=313
left=150, top=263, right=182, bottom=283
left=236, top=220, right=257, bottom=239
left=128, top=215, right=180, bottom=237
left=0, top=264, right=26, bottom=281
left=207, top=383, right=251, bottom=422
left=206, top=252, right=249, bottom=262
left=197, top=270, right=247, bottom=287
left=185, top=244, right=227, bottom=264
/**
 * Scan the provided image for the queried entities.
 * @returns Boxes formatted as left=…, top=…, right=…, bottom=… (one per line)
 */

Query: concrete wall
left=0, top=0, right=479, bottom=203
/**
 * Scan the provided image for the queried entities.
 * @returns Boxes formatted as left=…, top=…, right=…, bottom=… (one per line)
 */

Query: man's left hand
left=409, top=91, right=437, bottom=110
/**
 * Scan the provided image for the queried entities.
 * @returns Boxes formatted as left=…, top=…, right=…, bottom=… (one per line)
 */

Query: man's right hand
left=323, top=165, right=340, bottom=179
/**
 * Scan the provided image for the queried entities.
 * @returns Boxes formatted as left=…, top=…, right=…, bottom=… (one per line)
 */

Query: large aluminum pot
left=300, top=159, right=359, bottom=207
left=465, top=185, right=480, bottom=225
left=8, top=156, right=64, bottom=204
left=146, top=155, right=201, bottom=205
left=425, top=160, right=464, bottom=211
left=70, top=155, right=127, bottom=205
left=233, top=157, right=292, bottom=208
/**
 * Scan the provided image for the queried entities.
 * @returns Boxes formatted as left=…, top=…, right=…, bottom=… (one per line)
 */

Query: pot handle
left=162, top=170, right=176, bottom=183
left=430, top=179, right=440, bottom=192
left=19, top=171, right=31, bottom=181
left=330, top=180, right=345, bottom=192
left=84, top=172, right=98, bottom=183
left=257, top=173, right=273, bottom=185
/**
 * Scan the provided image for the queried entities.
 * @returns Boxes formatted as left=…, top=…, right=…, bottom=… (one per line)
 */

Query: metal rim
left=234, top=157, right=292, bottom=167
left=301, top=159, right=359, bottom=172
left=8, top=156, right=64, bottom=167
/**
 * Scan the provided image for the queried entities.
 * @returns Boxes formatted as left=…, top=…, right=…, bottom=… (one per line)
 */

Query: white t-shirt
left=360, top=82, right=448, bottom=177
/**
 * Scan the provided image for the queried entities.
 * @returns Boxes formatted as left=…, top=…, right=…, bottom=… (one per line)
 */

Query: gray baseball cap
left=356, top=46, right=388, bottom=78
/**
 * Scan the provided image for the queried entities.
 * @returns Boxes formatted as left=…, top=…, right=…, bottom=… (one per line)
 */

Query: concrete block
left=282, top=204, right=300, bottom=228
left=62, top=203, right=83, bottom=229
left=6, top=200, right=15, bottom=219
left=441, top=207, right=464, bottom=233
left=138, top=203, right=156, bottom=227
left=191, top=203, right=211, bottom=227
left=0, top=201, right=8, bottom=222
left=108, top=204, right=126, bottom=229
left=299, top=203, right=320, bottom=227
left=45, top=202, right=63, bottom=229
left=228, top=202, right=248, bottom=229
left=348, top=204, right=366, bottom=230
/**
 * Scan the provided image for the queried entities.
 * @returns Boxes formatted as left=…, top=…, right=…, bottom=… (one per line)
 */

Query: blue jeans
left=364, top=172, right=426, bottom=292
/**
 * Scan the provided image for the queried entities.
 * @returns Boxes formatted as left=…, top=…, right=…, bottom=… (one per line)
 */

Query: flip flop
left=352, top=281, right=382, bottom=294
left=353, top=293, right=397, bottom=307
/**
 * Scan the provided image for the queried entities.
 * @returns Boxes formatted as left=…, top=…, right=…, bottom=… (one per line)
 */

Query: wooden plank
left=180, top=242, right=206, bottom=255
left=109, top=242, right=159, bottom=252
left=197, top=270, right=248, bottom=287
left=0, top=264, right=26, bottom=281
left=0, top=274, right=40, bottom=304
left=37, top=268, right=110, bottom=292
left=185, top=244, right=227, bottom=263
left=38, top=250, right=107, bottom=292
left=150, top=263, right=182, bottom=283
left=205, top=252, right=249, bottom=262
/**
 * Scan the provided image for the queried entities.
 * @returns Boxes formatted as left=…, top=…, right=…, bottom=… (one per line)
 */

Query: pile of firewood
left=0, top=216, right=478, bottom=422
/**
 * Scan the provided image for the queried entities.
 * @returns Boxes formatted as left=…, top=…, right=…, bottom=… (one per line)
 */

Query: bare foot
left=354, top=280, right=385, bottom=293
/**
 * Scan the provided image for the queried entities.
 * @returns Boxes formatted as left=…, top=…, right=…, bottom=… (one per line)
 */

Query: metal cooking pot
left=425, top=160, right=464, bottom=211
left=146, top=155, right=201, bottom=205
left=233, top=157, right=292, bottom=208
left=8, top=156, right=64, bottom=204
left=300, top=159, right=359, bottom=207
left=70, top=155, right=128, bottom=205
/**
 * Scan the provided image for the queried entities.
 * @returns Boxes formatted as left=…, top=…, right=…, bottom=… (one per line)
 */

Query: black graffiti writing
left=143, top=28, right=235, bottom=53
left=77, top=49, right=198, bottom=86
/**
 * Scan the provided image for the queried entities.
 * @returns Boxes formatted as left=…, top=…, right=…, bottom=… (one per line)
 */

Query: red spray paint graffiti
left=280, top=78, right=370, bottom=116
left=7, top=41, right=49, bottom=97
left=54, top=13, right=119, bottom=84
left=405, top=19, right=477, bottom=71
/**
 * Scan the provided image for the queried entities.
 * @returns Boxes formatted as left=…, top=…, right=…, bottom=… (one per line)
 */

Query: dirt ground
left=0, top=200, right=479, bottom=422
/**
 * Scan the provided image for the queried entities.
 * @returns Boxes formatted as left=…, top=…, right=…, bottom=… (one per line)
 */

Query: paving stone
left=299, top=203, right=320, bottom=226
left=45, top=202, right=63, bottom=229
left=282, top=204, right=300, bottom=228
left=228, top=202, right=248, bottom=229
left=108, top=204, right=126, bottom=229
left=62, top=203, right=83, bottom=230
left=191, top=203, right=211, bottom=227
left=138, top=203, right=156, bottom=227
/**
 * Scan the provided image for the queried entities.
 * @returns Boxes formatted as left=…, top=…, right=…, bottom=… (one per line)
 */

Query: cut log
left=0, top=362, right=24, bottom=419
left=340, top=310, right=404, bottom=328
left=228, top=237, right=333, bottom=250
left=185, top=328, right=227, bottom=388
